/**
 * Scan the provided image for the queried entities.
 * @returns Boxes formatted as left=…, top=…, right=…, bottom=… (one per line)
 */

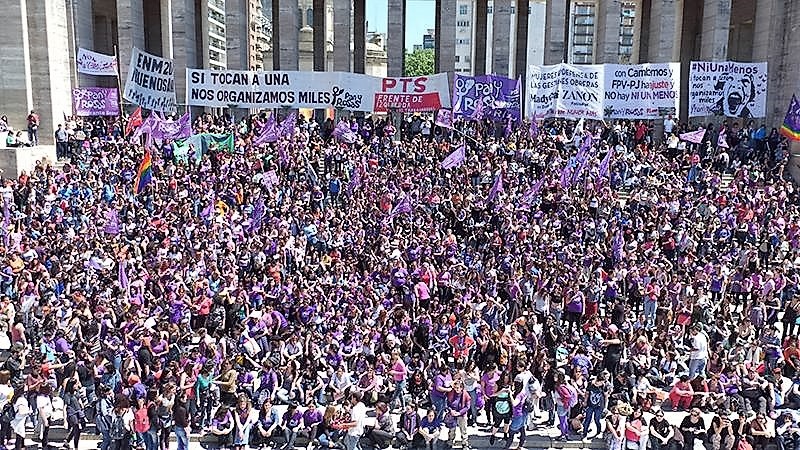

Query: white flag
left=76, top=48, right=118, bottom=76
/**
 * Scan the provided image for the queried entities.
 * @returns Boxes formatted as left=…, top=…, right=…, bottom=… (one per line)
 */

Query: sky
left=366, top=0, right=435, bottom=52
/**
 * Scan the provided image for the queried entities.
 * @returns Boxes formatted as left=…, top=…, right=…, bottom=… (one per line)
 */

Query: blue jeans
left=582, top=405, right=603, bottom=437
left=174, top=427, right=188, bottom=450
left=391, top=380, right=407, bottom=408
left=688, top=358, right=706, bottom=379
left=643, top=300, right=657, bottom=329
left=343, top=434, right=361, bottom=450
left=142, top=429, right=159, bottom=450
left=432, top=395, right=447, bottom=422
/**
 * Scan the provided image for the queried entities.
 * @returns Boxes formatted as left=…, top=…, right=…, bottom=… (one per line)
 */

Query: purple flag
left=200, top=199, right=214, bottom=218
left=487, top=172, right=503, bottom=202
left=279, top=113, right=297, bottom=138
left=249, top=197, right=265, bottom=232
left=780, top=94, right=800, bottom=140
left=529, top=117, right=539, bottom=140
left=440, top=143, right=466, bottom=169
left=277, top=141, right=289, bottom=164
left=679, top=128, right=706, bottom=144
left=118, top=259, right=130, bottom=291
left=254, top=114, right=279, bottom=146
left=104, top=209, right=120, bottom=235
left=347, top=165, right=362, bottom=196
left=521, top=177, right=545, bottom=205
left=612, top=230, right=624, bottom=261
left=435, top=109, right=454, bottom=128
left=560, top=163, right=573, bottom=189
left=386, top=195, right=413, bottom=222
left=333, top=121, right=358, bottom=144
left=597, top=146, right=615, bottom=179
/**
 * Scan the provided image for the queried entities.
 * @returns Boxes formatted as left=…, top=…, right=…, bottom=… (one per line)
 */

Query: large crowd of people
left=0, top=108, right=796, bottom=450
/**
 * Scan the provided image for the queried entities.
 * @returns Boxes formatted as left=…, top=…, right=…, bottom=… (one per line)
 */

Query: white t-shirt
left=664, top=118, right=676, bottom=134
left=690, top=332, right=709, bottom=360
left=348, top=401, right=367, bottom=437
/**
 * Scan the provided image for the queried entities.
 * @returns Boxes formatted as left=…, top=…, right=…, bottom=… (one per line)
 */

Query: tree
left=404, top=49, right=435, bottom=77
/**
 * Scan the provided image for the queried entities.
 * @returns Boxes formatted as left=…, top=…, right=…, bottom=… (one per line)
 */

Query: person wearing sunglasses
left=678, top=408, right=706, bottom=450
left=648, top=410, right=674, bottom=450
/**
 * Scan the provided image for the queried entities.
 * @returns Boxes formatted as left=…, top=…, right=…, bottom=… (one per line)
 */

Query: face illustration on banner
left=453, top=76, right=507, bottom=111
left=709, top=72, right=767, bottom=119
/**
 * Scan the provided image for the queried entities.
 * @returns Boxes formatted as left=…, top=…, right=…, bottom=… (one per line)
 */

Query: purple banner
left=72, top=88, right=120, bottom=116
left=452, top=74, right=521, bottom=121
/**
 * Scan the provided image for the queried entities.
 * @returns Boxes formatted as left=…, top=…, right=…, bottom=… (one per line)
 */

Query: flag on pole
left=529, top=117, right=539, bottom=141
left=133, top=151, right=153, bottom=195
left=487, top=172, right=504, bottom=202
left=332, top=121, right=358, bottom=144
left=279, top=112, right=297, bottom=138
left=597, top=146, right=615, bottom=179
left=435, top=109, right=454, bottom=128
left=440, top=143, right=466, bottom=169
left=248, top=197, right=265, bottom=232
left=125, top=106, right=143, bottom=137
left=253, top=115, right=279, bottom=145
left=387, top=195, right=413, bottom=221
left=118, top=258, right=130, bottom=291
left=679, top=128, right=706, bottom=144
left=521, top=177, right=545, bottom=205
left=780, top=94, right=800, bottom=141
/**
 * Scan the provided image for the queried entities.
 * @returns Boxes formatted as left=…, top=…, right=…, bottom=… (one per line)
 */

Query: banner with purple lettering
left=452, top=74, right=521, bottom=121
left=72, top=88, right=120, bottom=116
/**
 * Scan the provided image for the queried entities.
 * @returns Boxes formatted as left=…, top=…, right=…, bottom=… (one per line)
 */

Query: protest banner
left=526, top=64, right=603, bottom=120
left=688, top=61, right=768, bottom=118
left=451, top=74, right=521, bottom=121
left=72, top=88, right=120, bottom=116
left=603, top=63, right=680, bottom=119
left=76, top=48, right=118, bottom=76
left=185, top=69, right=451, bottom=112
left=123, top=47, right=177, bottom=112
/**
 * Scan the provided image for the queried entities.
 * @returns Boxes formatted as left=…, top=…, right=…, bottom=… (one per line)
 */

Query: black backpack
left=109, top=415, right=128, bottom=440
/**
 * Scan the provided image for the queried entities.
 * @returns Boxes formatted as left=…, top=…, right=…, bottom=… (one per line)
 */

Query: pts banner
left=185, top=70, right=451, bottom=113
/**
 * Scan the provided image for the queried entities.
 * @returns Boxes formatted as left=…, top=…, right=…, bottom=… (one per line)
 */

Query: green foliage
left=404, top=49, right=435, bottom=77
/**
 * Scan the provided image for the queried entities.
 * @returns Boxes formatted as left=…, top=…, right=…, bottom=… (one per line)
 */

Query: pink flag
left=679, top=128, right=706, bottom=144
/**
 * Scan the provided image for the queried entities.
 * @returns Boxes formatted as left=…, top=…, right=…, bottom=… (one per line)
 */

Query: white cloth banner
left=603, top=63, right=681, bottom=119
left=76, top=48, right=118, bottom=76
left=526, top=64, right=604, bottom=120
left=185, top=69, right=452, bottom=112
left=123, top=47, right=177, bottom=112
left=688, top=61, right=768, bottom=118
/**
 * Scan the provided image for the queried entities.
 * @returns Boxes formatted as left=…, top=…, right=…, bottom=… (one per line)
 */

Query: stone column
left=312, top=0, right=326, bottom=72
left=753, top=0, right=800, bottom=126
left=0, top=0, right=34, bottom=133
left=27, top=0, right=74, bottom=143
left=647, top=0, right=682, bottom=63
left=473, top=0, right=488, bottom=75
left=117, top=0, right=145, bottom=85
left=353, top=0, right=366, bottom=73
left=594, top=0, right=621, bottom=63
left=387, top=0, right=405, bottom=76
left=172, top=0, right=198, bottom=112
left=226, top=0, right=249, bottom=69
left=700, top=0, right=731, bottom=60
left=491, top=0, right=512, bottom=76
left=332, top=0, right=351, bottom=71
left=161, top=0, right=174, bottom=59
left=513, top=0, right=529, bottom=79
left=278, top=0, right=300, bottom=70
left=67, top=0, right=96, bottom=88
left=543, top=0, right=567, bottom=65
left=435, top=0, right=457, bottom=74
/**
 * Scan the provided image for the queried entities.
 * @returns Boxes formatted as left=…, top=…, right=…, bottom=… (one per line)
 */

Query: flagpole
left=114, top=45, right=128, bottom=138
